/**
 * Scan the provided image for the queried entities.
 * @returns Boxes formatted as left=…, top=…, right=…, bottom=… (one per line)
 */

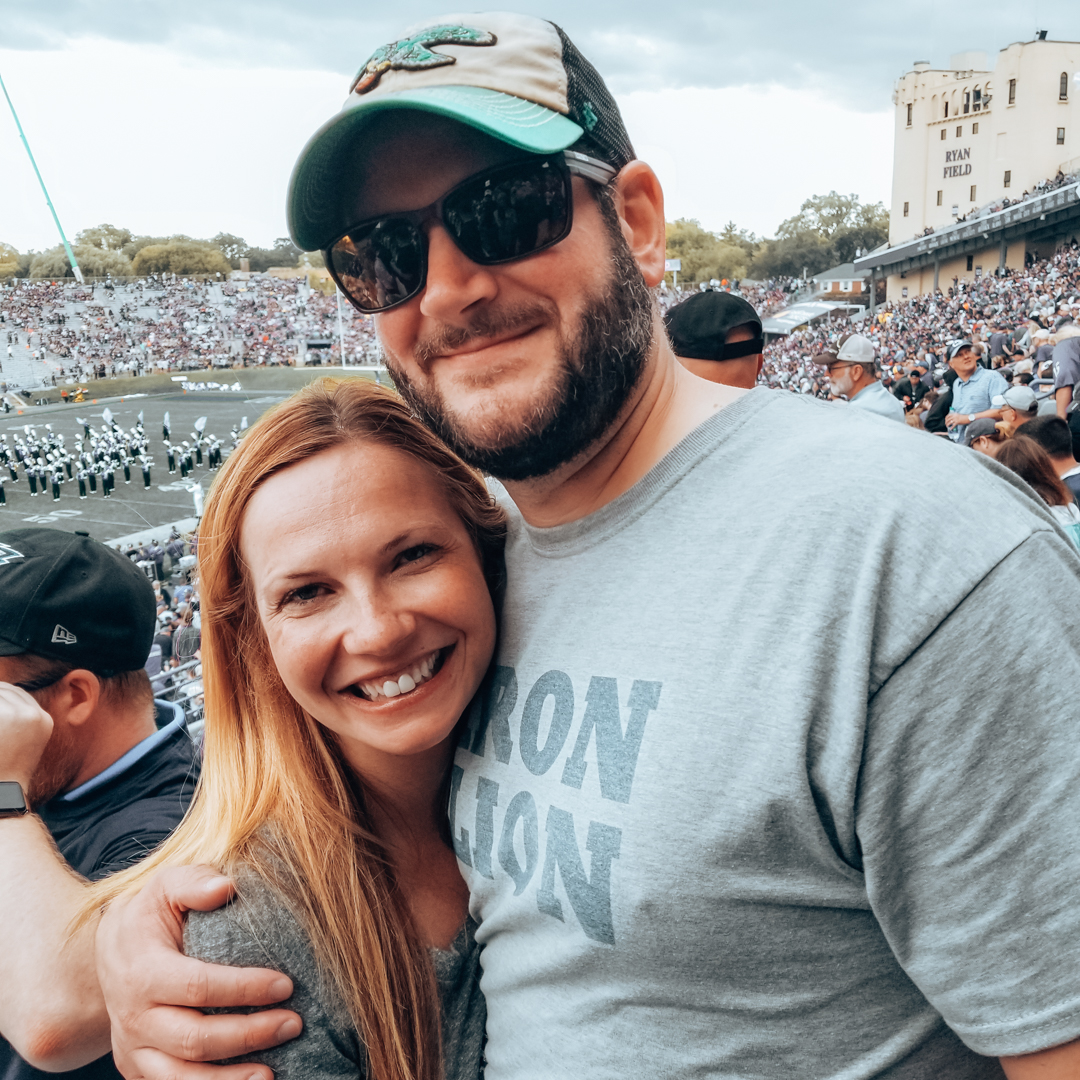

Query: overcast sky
left=1, top=1, right=1076, bottom=252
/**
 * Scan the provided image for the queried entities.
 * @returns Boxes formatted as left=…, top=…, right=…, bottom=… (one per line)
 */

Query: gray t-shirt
left=184, top=866, right=485, bottom=1080
left=451, top=386, right=1080, bottom=1080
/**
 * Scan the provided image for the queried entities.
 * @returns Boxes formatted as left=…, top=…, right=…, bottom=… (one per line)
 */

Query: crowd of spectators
left=762, top=241, right=1080, bottom=400
left=0, top=275, right=380, bottom=388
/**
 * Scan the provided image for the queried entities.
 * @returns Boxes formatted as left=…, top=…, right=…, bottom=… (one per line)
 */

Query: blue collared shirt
left=949, top=366, right=1009, bottom=441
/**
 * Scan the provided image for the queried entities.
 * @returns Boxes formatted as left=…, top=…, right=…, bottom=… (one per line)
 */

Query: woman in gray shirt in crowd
left=85, top=378, right=505, bottom=1080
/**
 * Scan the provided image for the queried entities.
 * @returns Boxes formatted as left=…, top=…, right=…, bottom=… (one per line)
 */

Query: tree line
left=666, top=192, right=888, bottom=283
left=0, top=225, right=325, bottom=280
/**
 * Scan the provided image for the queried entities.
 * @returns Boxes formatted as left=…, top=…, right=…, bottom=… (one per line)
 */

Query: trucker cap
left=288, top=11, right=636, bottom=252
left=0, top=528, right=156, bottom=676
left=817, top=333, right=876, bottom=369
left=663, top=291, right=764, bottom=362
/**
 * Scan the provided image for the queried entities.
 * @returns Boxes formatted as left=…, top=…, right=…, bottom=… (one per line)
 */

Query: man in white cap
left=998, top=384, right=1040, bottom=432
left=818, top=333, right=905, bottom=422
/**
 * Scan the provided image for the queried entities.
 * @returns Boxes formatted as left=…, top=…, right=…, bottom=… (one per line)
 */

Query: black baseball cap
left=664, top=291, right=764, bottom=362
left=0, top=528, right=156, bottom=676
left=287, top=12, right=636, bottom=252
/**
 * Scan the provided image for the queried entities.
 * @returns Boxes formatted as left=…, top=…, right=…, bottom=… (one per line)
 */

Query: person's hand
left=97, top=865, right=302, bottom=1080
left=944, top=411, right=967, bottom=429
left=0, top=682, right=54, bottom=789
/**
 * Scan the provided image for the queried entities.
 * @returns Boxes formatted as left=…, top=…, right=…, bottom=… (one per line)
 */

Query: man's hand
left=944, top=411, right=968, bottom=429
left=0, top=682, right=54, bottom=789
left=97, top=865, right=302, bottom=1080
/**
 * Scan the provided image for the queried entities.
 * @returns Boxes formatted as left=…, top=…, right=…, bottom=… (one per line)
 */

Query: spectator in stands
left=996, top=437, right=1080, bottom=547
left=998, top=384, right=1040, bottom=432
left=962, top=418, right=1014, bottom=458
left=817, top=334, right=905, bottom=422
left=0, top=527, right=199, bottom=1079
left=1024, top=415, right=1080, bottom=498
left=891, top=361, right=929, bottom=410
left=663, top=291, right=764, bottom=390
left=1052, top=320, right=1080, bottom=419
left=944, top=340, right=1008, bottom=442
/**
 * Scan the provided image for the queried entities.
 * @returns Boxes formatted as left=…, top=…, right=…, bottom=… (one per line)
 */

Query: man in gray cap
left=663, top=290, right=764, bottom=389
left=818, top=333, right=905, bottom=422
left=998, top=384, right=1040, bottom=432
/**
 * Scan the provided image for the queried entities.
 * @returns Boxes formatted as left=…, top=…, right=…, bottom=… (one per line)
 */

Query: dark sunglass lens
left=444, top=161, right=570, bottom=264
left=330, top=218, right=425, bottom=311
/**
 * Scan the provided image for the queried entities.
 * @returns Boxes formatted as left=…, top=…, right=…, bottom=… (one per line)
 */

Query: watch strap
left=0, top=781, right=29, bottom=817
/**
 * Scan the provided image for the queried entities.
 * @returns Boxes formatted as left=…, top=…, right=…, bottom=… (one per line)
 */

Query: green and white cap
left=287, top=11, right=636, bottom=252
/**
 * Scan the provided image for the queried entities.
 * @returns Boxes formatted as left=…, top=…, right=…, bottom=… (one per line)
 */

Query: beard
left=27, top=718, right=81, bottom=806
left=384, top=222, right=656, bottom=482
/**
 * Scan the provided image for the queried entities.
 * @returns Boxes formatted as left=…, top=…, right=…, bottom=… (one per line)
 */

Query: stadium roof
left=854, top=182, right=1080, bottom=279
left=761, top=300, right=862, bottom=336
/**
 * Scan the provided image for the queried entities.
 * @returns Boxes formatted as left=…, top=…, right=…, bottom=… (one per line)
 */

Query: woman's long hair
left=997, top=434, right=1074, bottom=507
left=82, top=377, right=506, bottom=1080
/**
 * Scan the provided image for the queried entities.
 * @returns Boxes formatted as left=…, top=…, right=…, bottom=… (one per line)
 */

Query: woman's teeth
left=356, top=650, right=442, bottom=702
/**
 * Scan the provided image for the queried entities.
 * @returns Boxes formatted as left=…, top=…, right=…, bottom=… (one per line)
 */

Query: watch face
left=0, top=782, right=27, bottom=813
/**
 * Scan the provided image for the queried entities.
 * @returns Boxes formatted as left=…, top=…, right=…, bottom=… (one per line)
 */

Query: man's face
left=343, top=113, right=656, bottom=481
left=949, top=348, right=979, bottom=379
left=826, top=363, right=859, bottom=398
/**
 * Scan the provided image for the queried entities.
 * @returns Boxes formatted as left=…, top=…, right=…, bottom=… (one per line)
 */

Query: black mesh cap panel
left=553, top=24, right=635, bottom=170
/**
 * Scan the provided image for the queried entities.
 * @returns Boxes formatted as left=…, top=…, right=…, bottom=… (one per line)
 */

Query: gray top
left=849, top=378, right=906, bottom=421
left=184, top=866, right=485, bottom=1080
left=452, top=386, right=1080, bottom=1079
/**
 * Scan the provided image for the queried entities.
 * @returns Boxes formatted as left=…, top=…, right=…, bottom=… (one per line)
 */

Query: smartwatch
left=0, top=782, right=28, bottom=818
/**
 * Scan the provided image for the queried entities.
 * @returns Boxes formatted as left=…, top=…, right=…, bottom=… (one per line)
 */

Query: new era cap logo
left=352, top=26, right=497, bottom=94
left=51, top=625, right=77, bottom=646
left=0, top=543, right=24, bottom=565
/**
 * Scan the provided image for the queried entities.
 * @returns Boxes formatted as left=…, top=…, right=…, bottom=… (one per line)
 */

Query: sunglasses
left=326, top=150, right=617, bottom=314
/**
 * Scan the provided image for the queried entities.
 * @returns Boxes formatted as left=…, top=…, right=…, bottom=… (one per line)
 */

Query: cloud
left=3, top=0, right=1078, bottom=107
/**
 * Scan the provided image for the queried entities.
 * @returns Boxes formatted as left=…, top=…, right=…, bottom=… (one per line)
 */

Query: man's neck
left=66, top=704, right=158, bottom=792
left=503, top=328, right=746, bottom=528
left=848, top=376, right=877, bottom=400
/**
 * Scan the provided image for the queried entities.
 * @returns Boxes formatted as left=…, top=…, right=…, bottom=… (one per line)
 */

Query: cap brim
left=287, top=85, right=584, bottom=252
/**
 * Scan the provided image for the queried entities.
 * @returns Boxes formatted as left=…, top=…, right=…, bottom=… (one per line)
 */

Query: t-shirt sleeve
left=1053, top=342, right=1080, bottom=389
left=183, top=869, right=365, bottom=1079
left=856, top=529, right=1080, bottom=1057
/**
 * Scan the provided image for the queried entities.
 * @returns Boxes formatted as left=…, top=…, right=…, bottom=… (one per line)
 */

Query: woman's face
left=240, top=440, right=496, bottom=778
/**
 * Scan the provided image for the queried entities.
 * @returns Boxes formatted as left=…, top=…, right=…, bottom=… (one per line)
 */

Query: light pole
left=0, top=69, right=83, bottom=283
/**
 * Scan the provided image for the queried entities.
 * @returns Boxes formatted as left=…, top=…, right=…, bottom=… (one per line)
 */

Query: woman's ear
left=611, top=161, right=667, bottom=288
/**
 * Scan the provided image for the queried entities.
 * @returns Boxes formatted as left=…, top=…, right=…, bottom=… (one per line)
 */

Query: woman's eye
left=397, top=543, right=438, bottom=567
left=281, top=583, right=325, bottom=607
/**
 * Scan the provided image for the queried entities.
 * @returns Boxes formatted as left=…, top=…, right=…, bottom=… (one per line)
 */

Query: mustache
left=413, top=302, right=551, bottom=365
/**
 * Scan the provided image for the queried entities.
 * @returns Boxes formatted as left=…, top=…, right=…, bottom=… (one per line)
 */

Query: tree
left=666, top=218, right=748, bottom=283
left=28, top=244, right=134, bottom=279
left=749, top=192, right=888, bottom=279
left=0, top=242, right=18, bottom=280
left=75, top=224, right=134, bottom=251
left=131, top=241, right=232, bottom=277
left=211, top=232, right=249, bottom=268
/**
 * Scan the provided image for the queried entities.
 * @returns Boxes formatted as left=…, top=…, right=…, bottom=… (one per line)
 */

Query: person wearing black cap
left=0, top=528, right=199, bottom=1080
left=663, top=290, right=764, bottom=389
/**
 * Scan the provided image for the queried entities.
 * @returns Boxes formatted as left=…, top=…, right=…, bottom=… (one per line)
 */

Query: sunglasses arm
left=563, top=150, right=618, bottom=186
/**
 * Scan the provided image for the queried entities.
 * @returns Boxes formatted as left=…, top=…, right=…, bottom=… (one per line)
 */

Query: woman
left=996, top=435, right=1080, bottom=548
left=85, top=377, right=506, bottom=1080
left=966, top=420, right=1015, bottom=458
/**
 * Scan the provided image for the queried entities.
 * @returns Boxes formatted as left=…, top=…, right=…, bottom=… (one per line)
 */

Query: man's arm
left=96, top=867, right=302, bottom=1080
left=1056, top=385, right=1073, bottom=419
left=0, top=682, right=111, bottom=1069
left=1002, top=1040, right=1080, bottom=1078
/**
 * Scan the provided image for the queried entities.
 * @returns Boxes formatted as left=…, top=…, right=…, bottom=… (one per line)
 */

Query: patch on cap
left=0, top=543, right=24, bottom=566
left=352, top=25, right=498, bottom=94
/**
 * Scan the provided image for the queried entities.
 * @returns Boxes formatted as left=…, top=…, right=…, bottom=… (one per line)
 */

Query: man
left=944, top=338, right=1009, bottom=442
left=998, top=384, right=1040, bottom=431
left=1025, top=415, right=1080, bottom=498
left=663, top=290, right=764, bottom=389
left=1051, top=320, right=1080, bottom=419
left=12, top=14, right=1080, bottom=1080
left=890, top=361, right=928, bottom=410
left=0, top=528, right=199, bottom=1078
left=818, top=334, right=906, bottom=422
